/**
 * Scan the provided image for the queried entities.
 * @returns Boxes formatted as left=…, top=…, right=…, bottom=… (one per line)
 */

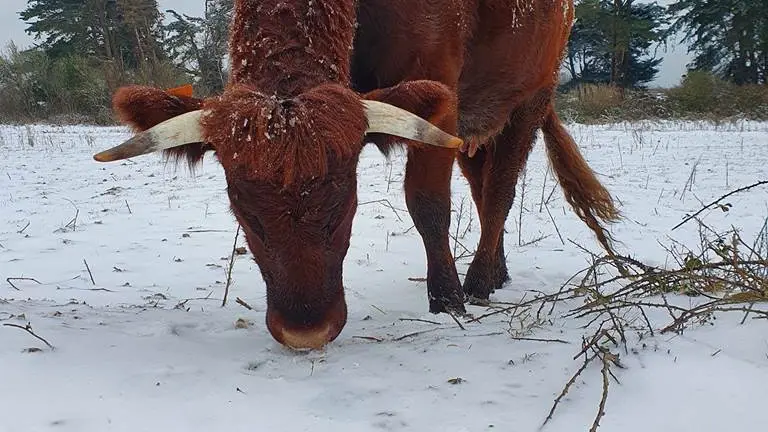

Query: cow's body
left=354, top=0, right=571, bottom=140
left=352, top=0, right=614, bottom=301
left=99, top=0, right=617, bottom=349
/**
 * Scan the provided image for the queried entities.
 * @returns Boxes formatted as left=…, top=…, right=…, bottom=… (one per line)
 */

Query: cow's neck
left=229, top=0, right=356, bottom=98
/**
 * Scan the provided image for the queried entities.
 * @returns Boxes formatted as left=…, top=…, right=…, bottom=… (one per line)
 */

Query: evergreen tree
left=565, top=0, right=668, bottom=88
left=20, top=0, right=166, bottom=71
left=113, top=0, right=167, bottom=67
left=669, top=0, right=768, bottom=84
left=165, top=0, right=233, bottom=94
left=9, top=1, right=188, bottom=122
left=20, top=0, right=115, bottom=59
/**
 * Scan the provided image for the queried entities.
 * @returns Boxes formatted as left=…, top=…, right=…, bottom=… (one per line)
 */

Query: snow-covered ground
left=1, top=121, right=767, bottom=432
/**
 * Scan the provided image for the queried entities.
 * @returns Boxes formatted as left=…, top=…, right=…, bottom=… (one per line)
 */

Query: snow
left=1, top=121, right=767, bottom=432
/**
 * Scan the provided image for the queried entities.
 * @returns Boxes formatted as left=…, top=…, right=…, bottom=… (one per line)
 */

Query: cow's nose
left=266, top=294, right=347, bottom=350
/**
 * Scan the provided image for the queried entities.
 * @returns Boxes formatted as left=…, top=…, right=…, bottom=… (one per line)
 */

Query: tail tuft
left=542, top=110, right=620, bottom=254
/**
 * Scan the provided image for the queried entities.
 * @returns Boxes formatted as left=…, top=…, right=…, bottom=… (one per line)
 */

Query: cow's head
left=94, top=81, right=461, bottom=350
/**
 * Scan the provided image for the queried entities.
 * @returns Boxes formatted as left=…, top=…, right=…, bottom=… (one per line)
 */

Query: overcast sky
left=1, top=0, right=692, bottom=87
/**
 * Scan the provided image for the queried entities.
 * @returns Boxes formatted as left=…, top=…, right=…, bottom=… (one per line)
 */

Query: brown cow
left=94, top=0, right=618, bottom=350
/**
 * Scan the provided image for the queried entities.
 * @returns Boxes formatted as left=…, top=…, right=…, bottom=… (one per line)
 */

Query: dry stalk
left=453, top=196, right=470, bottom=259
left=386, top=161, right=396, bottom=193
left=539, top=166, right=550, bottom=213
left=465, top=285, right=582, bottom=324
left=174, top=291, right=216, bottom=310
left=590, top=351, right=611, bottom=432
left=222, top=225, right=242, bottom=307
left=672, top=180, right=768, bottom=231
left=359, top=199, right=405, bottom=222
left=542, top=325, right=624, bottom=432
left=544, top=201, right=565, bottom=245
left=450, top=195, right=476, bottom=261
left=62, top=198, right=79, bottom=231
left=6, top=277, right=42, bottom=291
left=542, top=352, right=597, bottom=428
left=83, top=259, right=96, bottom=285
left=447, top=308, right=467, bottom=331
left=353, top=335, right=384, bottom=343
left=3, top=322, right=55, bottom=350
left=518, top=168, right=528, bottom=246
left=17, top=221, right=30, bottom=234
left=520, top=234, right=551, bottom=248
left=399, top=318, right=442, bottom=325
left=236, top=297, right=254, bottom=310
left=679, top=155, right=702, bottom=201
left=394, top=327, right=443, bottom=341
left=509, top=336, right=569, bottom=344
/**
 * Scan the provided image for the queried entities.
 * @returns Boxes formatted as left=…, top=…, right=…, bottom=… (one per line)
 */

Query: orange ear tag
left=167, top=84, right=194, bottom=98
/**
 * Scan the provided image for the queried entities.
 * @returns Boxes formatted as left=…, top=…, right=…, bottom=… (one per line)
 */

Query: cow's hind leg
left=457, top=147, right=510, bottom=296
left=405, top=146, right=466, bottom=314
left=458, top=90, right=553, bottom=300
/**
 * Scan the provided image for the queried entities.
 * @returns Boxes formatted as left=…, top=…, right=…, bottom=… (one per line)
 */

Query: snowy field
left=1, top=121, right=767, bottom=432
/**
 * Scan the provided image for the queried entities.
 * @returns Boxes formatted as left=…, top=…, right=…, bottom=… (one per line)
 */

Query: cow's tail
left=541, top=109, right=620, bottom=256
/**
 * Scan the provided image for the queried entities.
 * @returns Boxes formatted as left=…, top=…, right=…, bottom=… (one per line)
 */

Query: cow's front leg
left=459, top=89, right=554, bottom=300
left=404, top=146, right=465, bottom=314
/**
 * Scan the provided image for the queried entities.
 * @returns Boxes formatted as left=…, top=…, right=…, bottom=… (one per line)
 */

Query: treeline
left=1, top=0, right=767, bottom=124
left=0, top=0, right=233, bottom=124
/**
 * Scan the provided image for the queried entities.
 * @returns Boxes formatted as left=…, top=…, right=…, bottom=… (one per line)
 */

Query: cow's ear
left=361, top=80, right=457, bottom=136
left=113, top=85, right=204, bottom=132
left=112, top=85, right=211, bottom=169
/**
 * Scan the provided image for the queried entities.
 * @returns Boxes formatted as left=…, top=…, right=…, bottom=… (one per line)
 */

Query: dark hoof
left=466, top=296, right=491, bottom=307
left=463, top=259, right=510, bottom=300
left=429, top=293, right=467, bottom=314
left=426, top=265, right=466, bottom=314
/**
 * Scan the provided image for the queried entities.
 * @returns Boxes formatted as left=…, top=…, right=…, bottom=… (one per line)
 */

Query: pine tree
left=669, top=0, right=768, bottom=84
left=565, top=0, right=668, bottom=88
left=164, top=0, right=233, bottom=94
left=13, top=0, right=187, bottom=122
left=20, top=0, right=115, bottom=59
left=20, top=0, right=166, bottom=71
left=113, top=0, right=166, bottom=67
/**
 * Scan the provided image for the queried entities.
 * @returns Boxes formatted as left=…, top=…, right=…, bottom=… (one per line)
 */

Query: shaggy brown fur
left=201, top=83, right=367, bottom=186
left=109, top=0, right=621, bottom=347
left=229, top=0, right=357, bottom=95
left=113, top=86, right=203, bottom=131
left=112, top=86, right=210, bottom=168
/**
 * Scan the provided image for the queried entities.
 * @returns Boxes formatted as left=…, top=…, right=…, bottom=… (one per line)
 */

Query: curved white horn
left=363, top=100, right=463, bottom=149
left=93, top=110, right=204, bottom=162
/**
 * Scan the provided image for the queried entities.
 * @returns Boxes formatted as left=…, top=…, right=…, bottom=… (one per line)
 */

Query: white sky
left=1, top=0, right=691, bottom=87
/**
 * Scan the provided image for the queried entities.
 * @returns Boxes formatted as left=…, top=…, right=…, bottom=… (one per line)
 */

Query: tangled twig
left=537, top=214, right=766, bottom=431
left=542, top=326, right=623, bottom=432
